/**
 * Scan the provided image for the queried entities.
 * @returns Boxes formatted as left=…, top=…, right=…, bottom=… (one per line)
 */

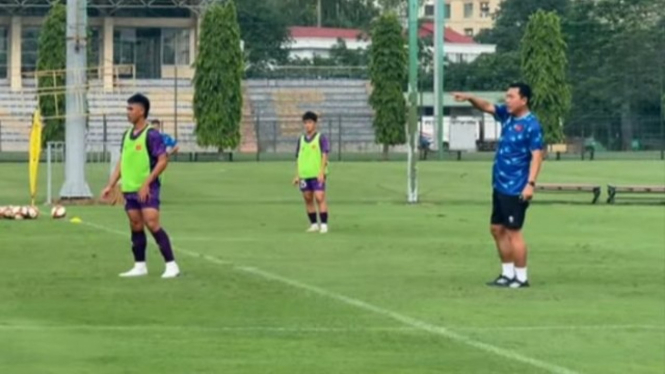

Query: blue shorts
left=299, top=178, right=326, bottom=192
left=124, top=188, right=161, bottom=211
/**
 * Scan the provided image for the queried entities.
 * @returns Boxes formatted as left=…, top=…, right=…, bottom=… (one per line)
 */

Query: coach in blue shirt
left=151, top=119, right=179, bottom=156
left=454, top=83, right=544, bottom=289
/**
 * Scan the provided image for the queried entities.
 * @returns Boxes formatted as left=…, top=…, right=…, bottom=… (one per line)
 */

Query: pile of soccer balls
left=0, top=205, right=66, bottom=220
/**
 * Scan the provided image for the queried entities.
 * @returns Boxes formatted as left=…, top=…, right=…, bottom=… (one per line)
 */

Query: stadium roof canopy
left=0, top=0, right=209, bottom=14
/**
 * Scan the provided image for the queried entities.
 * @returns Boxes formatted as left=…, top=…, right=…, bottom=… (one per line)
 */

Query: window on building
left=464, top=28, right=474, bottom=36
left=113, top=28, right=136, bottom=66
left=0, top=27, right=7, bottom=78
left=463, top=2, right=474, bottom=18
left=444, top=4, right=451, bottom=19
left=21, top=27, right=40, bottom=75
left=480, top=2, right=490, bottom=18
left=424, top=4, right=434, bottom=17
left=162, top=28, right=190, bottom=65
left=88, top=27, right=101, bottom=72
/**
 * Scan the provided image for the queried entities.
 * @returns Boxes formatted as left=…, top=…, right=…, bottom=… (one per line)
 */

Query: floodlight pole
left=434, top=0, right=445, bottom=160
left=406, top=0, right=419, bottom=203
left=59, top=0, right=92, bottom=200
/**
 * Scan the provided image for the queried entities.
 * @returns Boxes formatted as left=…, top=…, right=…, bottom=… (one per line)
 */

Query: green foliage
left=564, top=0, right=663, bottom=149
left=521, top=10, right=570, bottom=144
left=37, top=3, right=66, bottom=145
left=274, top=0, right=379, bottom=29
left=476, top=0, right=570, bottom=52
left=238, top=0, right=290, bottom=73
left=193, top=0, right=244, bottom=151
left=368, top=12, right=407, bottom=153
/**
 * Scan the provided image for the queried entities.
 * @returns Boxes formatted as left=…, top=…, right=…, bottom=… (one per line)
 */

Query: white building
left=288, top=25, right=495, bottom=62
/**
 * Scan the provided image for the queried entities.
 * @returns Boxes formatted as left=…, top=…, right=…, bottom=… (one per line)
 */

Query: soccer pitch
left=1, top=160, right=664, bottom=374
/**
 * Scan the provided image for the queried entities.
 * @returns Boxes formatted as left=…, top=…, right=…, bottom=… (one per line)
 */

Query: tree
left=521, top=10, right=570, bottom=144
left=193, top=1, right=244, bottom=152
left=37, top=3, right=67, bottom=146
left=238, top=0, right=290, bottom=72
left=368, top=12, right=407, bottom=159
left=476, top=0, right=570, bottom=52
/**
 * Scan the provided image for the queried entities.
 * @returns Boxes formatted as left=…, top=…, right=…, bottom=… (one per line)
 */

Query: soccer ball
left=51, top=205, right=67, bottom=219
left=10, top=206, right=23, bottom=220
left=19, top=206, right=29, bottom=217
left=3, top=206, right=15, bottom=219
left=11, top=206, right=24, bottom=220
left=25, top=206, right=40, bottom=220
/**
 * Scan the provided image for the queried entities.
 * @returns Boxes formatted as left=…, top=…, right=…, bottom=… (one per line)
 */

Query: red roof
left=419, top=22, right=476, bottom=44
left=289, top=26, right=365, bottom=39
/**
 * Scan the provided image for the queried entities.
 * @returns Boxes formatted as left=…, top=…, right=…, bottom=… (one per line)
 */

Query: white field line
left=82, top=221, right=579, bottom=374
left=0, top=324, right=415, bottom=333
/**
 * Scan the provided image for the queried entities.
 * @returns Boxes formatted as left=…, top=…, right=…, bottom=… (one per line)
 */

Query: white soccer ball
left=3, top=206, right=15, bottom=219
left=19, top=206, right=29, bottom=217
left=25, top=206, right=40, bottom=219
left=51, top=205, right=67, bottom=219
left=10, top=206, right=22, bottom=219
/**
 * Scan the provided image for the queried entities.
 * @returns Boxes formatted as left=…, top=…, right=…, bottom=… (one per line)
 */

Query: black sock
left=307, top=212, right=317, bottom=224
left=320, top=212, right=328, bottom=224
left=151, top=228, right=175, bottom=262
left=131, top=231, right=147, bottom=262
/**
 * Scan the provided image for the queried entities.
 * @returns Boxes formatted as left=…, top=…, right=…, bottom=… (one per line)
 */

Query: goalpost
left=34, top=64, right=135, bottom=205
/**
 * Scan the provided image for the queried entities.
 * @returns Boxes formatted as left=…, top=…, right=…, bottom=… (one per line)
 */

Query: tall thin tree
left=368, top=12, right=407, bottom=159
left=193, top=0, right=244, bottom=153
left=37, top=3, right=67, bottom=146
left=521, top=10, right=571, bottom=145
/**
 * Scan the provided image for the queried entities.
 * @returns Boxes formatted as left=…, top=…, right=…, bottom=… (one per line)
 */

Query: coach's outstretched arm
left=452, top=93, right=496, bottom=115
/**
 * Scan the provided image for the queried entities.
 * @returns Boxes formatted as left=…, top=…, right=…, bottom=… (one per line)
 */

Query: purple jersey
left=120, top=127, right=166, bottom=190
left=295, top=133, right=330, bottom=158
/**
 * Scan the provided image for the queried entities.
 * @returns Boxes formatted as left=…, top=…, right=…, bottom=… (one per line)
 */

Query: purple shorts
left=299, top=178, right=326, bottom=192
left=124, top=188, right=161, bottom=211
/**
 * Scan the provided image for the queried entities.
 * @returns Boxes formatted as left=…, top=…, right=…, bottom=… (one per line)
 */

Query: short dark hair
left=151, top=119, right=161, bottom=125
left=127, top=93, right=151, bottom=119
left=302, top=111, right=318, bottom=122
left=508, top=83, right=532, bottom=105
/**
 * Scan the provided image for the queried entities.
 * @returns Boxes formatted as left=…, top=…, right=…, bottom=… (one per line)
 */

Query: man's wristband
left=528, top=181, right=536, bottom=187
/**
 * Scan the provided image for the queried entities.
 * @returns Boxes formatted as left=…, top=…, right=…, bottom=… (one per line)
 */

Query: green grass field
left=1, top=160, right=664, bottom=374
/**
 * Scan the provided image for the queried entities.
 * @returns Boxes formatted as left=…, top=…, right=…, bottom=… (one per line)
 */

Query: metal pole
left=434, top=0, right=445, bottom=160
left=317, top=0, right=322, bottom=27
left=407, top=0, right=419, bottom=203
left=102, top=114, right=107, bottom=160
left=337, top=114, right=342, bottom=162
left=46, top=143, right=52, bottom=205
left=174, top=57, right=179, bottom=143
left=59, top=0, right=92, bottom=199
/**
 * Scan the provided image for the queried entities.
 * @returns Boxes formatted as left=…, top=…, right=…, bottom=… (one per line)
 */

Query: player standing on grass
left=453, top=83, right=543, bottom=288
left=293, top=111, right=330, bottom=233
left=102, top=94, right=180, bottom=279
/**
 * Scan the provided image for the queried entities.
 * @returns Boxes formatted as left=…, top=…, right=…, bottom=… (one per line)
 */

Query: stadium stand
left=0, top=88, right=36, bottom=152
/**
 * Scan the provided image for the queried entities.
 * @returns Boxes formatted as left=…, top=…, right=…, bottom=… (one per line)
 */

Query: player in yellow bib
left=102, top=94, right=180, bottom=279
left=292, top=111, right=330, bottom=233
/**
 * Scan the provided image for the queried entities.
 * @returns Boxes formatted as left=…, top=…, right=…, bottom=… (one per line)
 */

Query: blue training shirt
left=161, top=133, right=177, bottom=148
left=492, top=105, right=544, bottom=196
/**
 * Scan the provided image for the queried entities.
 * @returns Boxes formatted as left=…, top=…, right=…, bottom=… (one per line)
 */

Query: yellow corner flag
left=28, top=109, right=43, bottom=206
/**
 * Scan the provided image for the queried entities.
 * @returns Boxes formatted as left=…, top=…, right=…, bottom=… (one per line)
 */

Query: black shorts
left=491, top=190, right=529, bottom=230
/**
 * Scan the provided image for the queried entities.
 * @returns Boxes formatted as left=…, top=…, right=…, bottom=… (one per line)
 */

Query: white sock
left=135, top=262, right=147, bottom=269
left=501, top=263, right=515, bottom=278
left=515, top=267, right=527, bottom=282
left=165, top=261, right=178, bottom=270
